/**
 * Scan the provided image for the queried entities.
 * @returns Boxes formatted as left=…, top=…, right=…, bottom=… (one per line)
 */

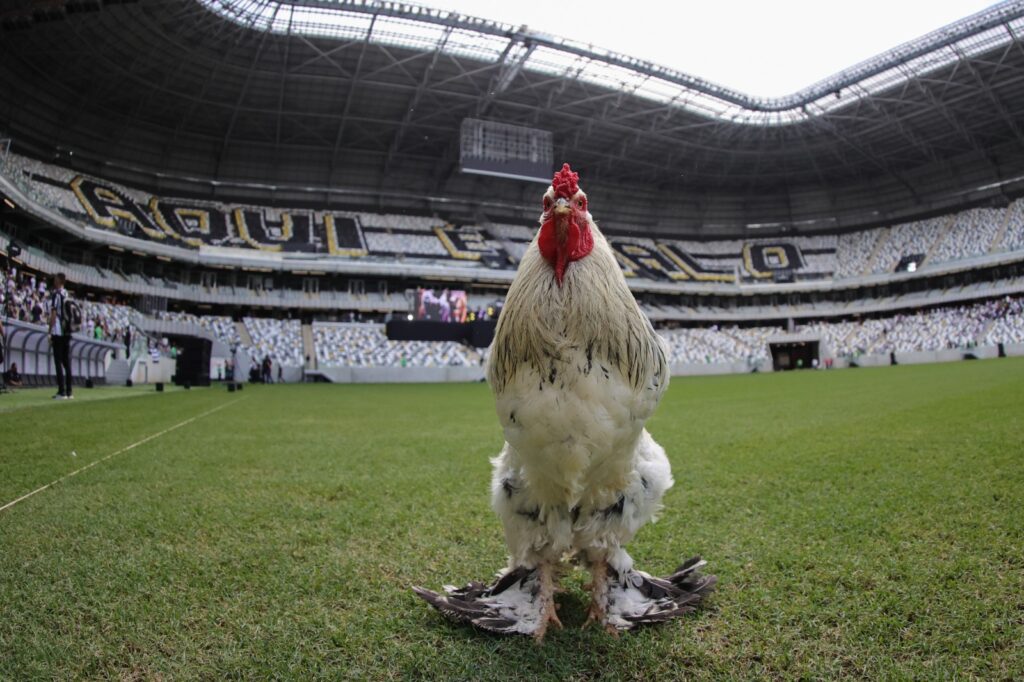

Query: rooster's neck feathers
left=487, top=222, right=666, bottom=396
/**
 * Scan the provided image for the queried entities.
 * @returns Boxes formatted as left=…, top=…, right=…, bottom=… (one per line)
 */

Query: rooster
left=414, top=164, right=714, bottom=640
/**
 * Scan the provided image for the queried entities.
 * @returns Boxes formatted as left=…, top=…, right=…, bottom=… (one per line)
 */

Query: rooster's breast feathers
left=486, top=224, right=668, bottom=508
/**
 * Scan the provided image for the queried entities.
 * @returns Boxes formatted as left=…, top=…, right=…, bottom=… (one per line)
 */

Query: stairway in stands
left=975, top=318, right=997, bottom=346
left=302, top=323, right=316, bottom=369
left=105, top=358, right=131, bottom=386
left=862, top=227, right=890, bottom=275
left=235, top=320, right=253, bottom=346
left=989, top=206, right=1014, bottom=254
left=923, top=214, right=956, bottom=266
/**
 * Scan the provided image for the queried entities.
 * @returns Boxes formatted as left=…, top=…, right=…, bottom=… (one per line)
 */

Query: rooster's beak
left=553, top=197, right=571, bottom=244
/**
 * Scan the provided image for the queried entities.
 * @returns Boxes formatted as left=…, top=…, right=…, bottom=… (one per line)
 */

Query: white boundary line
left=0, top=397, right=245, bottom=515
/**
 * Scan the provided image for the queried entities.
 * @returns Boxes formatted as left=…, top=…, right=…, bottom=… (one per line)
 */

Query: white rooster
left=414, top=164, right=714, bottom=640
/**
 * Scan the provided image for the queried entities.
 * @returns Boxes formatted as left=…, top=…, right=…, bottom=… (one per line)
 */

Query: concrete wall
left=312, top=366, right=485, bottom=383
left=281, top=366, right=304, bottom=383
left=1003, top=343, right=1024, bottom=357
left=259, top=345, right=1022, bottom=384
left=846, top=346, right=1008, bottom=367
left=894, top=347, right=1010, bottom=364
left=317, top=362, right=759, bottom=382
left=671, top=361, right=751, bottom=376
left=675, top=347, right=1013, bottom=374
left=894, top=349, right=964, bottom=365
left=964, top=346, right=1001, bottom=360
left=231, top=362, right=304, bottom=383
left=851, top=354, right=893, bottom=368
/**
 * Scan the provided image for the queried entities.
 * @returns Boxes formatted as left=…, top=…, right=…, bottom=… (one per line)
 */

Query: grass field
left=1, top=360, right=1023, bottom=680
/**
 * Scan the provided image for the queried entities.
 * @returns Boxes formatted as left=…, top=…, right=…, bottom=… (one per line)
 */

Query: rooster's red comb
left=551, top=163, right=579, bottom=199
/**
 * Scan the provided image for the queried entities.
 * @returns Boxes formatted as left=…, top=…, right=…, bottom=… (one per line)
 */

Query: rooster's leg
left=583, top=556, right=619, bottom=635
left=532, top=561, right=563, bottom=643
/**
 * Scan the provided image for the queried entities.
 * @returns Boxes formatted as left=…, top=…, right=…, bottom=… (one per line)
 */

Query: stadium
left=1, top=0, right=1022, bottom=677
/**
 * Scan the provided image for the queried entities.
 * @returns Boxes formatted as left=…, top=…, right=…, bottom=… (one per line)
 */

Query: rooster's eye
left=543, top=197, right=552, bottom=211
left=577, top=199, right=585, bottom=208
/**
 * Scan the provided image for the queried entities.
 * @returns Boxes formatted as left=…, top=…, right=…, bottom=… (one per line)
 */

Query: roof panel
left=2, top=0, right=1024, bottom=236
left=196, top=0, right=1024, bottom=127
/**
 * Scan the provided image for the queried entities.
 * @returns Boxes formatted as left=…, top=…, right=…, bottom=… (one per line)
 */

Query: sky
left=423, top=0, right=1000, bottom=97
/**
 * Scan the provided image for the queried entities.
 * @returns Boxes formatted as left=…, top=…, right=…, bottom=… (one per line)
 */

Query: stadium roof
left=2, top=0, right=1024, bottom=236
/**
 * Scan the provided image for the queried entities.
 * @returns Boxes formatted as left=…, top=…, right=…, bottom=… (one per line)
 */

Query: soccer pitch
left=1, top=360, right=1022, bottom=679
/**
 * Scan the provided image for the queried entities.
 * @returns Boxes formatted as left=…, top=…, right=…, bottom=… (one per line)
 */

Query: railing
left=2, top=318, right=120, bottom=385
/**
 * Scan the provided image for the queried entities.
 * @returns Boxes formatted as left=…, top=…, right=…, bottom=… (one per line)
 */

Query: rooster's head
left=538, top=163, right=594, bottom=286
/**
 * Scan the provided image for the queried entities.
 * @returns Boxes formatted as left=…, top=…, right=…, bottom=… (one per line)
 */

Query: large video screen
left=416, top=288, right=468, bottom=323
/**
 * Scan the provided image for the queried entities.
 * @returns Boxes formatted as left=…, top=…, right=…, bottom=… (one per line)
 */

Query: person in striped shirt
left=47, top=273, right=73, bottom=400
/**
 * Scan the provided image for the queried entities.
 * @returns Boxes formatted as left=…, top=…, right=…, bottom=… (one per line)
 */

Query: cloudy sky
left=426, top=0, right=999, bottom=97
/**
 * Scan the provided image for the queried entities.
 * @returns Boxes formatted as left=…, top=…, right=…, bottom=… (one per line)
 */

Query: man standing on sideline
left=48, top=272, right=73, bottom=399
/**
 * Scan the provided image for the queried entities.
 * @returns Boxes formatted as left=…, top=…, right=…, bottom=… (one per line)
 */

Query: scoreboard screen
left=460, top=118, right=552, bottom=183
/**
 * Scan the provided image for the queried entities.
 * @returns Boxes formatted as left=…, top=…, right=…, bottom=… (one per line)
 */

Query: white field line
left=0, top=397, right=245, bottom=515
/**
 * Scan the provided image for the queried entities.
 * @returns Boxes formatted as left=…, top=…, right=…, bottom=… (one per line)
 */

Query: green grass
left=0, top=384, right=192, bottom=415
left=1, top=360, right=1022, bottom=680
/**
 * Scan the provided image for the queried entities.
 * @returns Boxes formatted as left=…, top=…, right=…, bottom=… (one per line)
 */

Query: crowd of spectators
left=155, top=311, right=301, bottom=366
left=155, top=311, right=242, bottom=346
left=5, top=281, right=1024, bottom=375
left=931, top=208, right=1004, bottom=264
left=8, top=151, right=1024, bottom=287
left=243, top=317, right=303, bottom=366
left=658, top=326, right=774, bottom=366
left=799, top=297, right=1022, bottom=358
left=982, top=295, right=1024, bottom=345
left=796, top=320, right=870, bottom=358
left=871, top=217, right=946, bottom=274
left=153, top=311, right=299, bottom=368
left=865, top=304, right=991, bottom=354
left=313, top=323, right=478, bottom=367
left=356, top=213, right=439, bottom=232
left=485, top=223, right=535, bottom=241
left=2, top=264, right=139, bottom=348
left=8, top=145, right=1024, bottom=374
left=834, top=229, right=881, bottom=278
left=1, top=153, right=85, bottom=214
left=80, top=300, right=138, bottom=345
left=658, top=297, right=1024, bottom=364
left=1001, top=199, right=1024, bottom=252
left=2, top=264, right=48, bottom=324
left=830, top=199, right=1024, bottom=277
left=485, top=223, right=533, bottom=263
left=361, top=231, right=449, bottom=256
left=122, top=294, right=1024, bottom=369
